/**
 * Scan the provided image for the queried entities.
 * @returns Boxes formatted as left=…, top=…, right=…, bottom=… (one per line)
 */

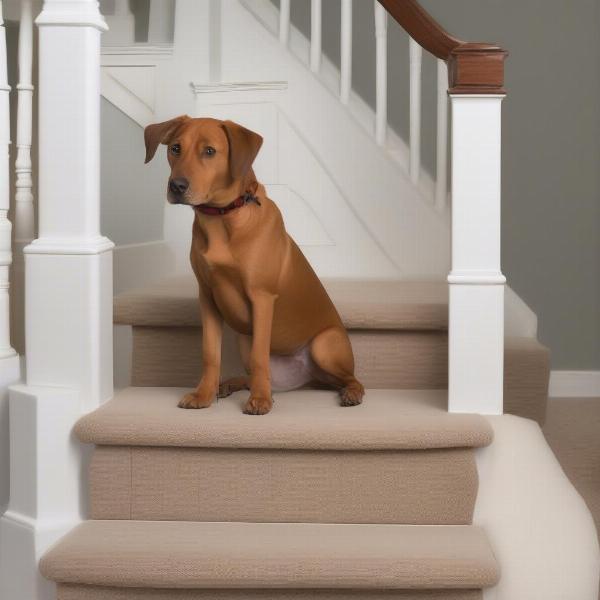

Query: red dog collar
left=195, top=192, right=261, bottom=216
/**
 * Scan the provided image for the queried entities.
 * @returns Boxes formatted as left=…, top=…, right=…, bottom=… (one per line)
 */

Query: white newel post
left=448, top=94, right=505, bottom=414
left=0, top=1, right=113, bottom=598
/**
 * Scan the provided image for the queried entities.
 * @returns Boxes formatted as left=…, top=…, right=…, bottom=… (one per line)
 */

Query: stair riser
left=131, top=327, right=448, bottom=389
left=90, top=446, right=478, bottom=525
left=130, top=326, right=549, bottom=424
left=58, top=585, right=482, bottom=600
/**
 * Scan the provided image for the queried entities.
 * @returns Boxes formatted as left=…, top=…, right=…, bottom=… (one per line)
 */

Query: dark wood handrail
left=377, top=0, right=507, bottom=94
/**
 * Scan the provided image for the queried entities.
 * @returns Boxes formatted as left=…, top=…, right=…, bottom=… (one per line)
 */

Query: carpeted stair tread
left=40, top=521, right=499, bottom=590
left=74, top=388, right=493, bottom=449
left=53, top=587, right=485, bottom=599
left=114, top=276, right=448, bottom=331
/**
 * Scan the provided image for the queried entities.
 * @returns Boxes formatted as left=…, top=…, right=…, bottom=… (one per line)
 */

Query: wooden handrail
left=377, top=0, right=507, bottom=94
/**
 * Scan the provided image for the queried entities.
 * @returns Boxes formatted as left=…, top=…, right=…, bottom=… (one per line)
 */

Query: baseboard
left=549, top=371, right=600, bottom=398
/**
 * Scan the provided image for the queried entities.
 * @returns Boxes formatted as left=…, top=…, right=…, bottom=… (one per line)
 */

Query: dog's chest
left=194, top=243, right=252, bottom=333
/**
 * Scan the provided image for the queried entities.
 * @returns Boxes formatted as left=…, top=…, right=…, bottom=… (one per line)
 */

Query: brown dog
left=144, top=115, right=364, bottom=415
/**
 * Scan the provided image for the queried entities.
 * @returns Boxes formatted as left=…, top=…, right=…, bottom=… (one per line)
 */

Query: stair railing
left=280, top=0, right=508, bottom=414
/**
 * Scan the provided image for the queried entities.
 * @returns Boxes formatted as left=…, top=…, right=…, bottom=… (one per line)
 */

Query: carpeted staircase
left=113, top=276, right=550, bottom=424
left=41, top=389, right=499, bottom=598
left=38, top=277, right=554, bottom=597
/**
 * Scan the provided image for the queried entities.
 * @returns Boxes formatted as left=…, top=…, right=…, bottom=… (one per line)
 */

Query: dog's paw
left=178, top=392, right=214, bottom=409
left=340, top=382, right=364, bottom=407
left=243, top=395, right=273, bottom=415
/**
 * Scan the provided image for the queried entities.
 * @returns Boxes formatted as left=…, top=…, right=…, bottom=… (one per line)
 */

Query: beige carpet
left=543, top=398, right=600, bottom=598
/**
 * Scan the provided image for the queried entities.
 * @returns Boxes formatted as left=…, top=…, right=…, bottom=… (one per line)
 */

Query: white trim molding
left=549, top=371, right=600, bottom=398
left=191, top=81, right=288, bottom=95
left=101, top=44, right=174, bottom=57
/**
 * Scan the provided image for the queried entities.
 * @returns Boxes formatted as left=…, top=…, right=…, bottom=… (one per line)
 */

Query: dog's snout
left=169, top=177, right=189, bottom=195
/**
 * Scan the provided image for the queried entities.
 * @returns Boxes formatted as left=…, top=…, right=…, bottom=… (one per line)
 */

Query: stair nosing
left=74, top=388, right=493, bottom=450
left=40, top=520, right=500, bottom=590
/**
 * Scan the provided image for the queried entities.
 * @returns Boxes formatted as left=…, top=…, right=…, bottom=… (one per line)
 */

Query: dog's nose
left=169, top=177, right=189, bottom=195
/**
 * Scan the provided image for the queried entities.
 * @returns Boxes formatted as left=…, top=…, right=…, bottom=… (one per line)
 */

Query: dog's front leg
left=179, top=288, right=223, bottom=409
left=243, top=291, right=276, bottom=415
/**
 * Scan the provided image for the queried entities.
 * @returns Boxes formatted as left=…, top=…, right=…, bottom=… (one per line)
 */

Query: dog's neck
left=194, top=181, right=260, bottom=217
left=193, top=181, right=265, bottom=238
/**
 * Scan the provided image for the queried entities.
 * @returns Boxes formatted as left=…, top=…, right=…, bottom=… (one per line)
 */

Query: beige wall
left=273, top=0, right=600, bottom=371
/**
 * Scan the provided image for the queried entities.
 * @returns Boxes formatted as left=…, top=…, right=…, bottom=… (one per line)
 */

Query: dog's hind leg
left=218, top=376, right=249, bottom=398
left=309, top=327, right=364, bottom=406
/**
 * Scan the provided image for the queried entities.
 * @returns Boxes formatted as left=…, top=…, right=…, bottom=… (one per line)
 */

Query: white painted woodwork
left=435, top=58, right=448, bottom=211
left=0, top=1, right=15, bottom=361
left=340, top=0, right=352, bottom=104
left=409, top=37, right=422, bottom=185
left=101, top=64, right=158, bottom=127
left=0, top=1, right=113, bottom=597
left=310, top=0, right=321, bottom=73
left=279, top=0, right=290, bottom=46
left=374, top=1, right=387, bottom=146
left=147, top=0, right=174, bottom=44
left=15, top=0, right=35, bottom=246
left=448, top=94, right=505, bottom=415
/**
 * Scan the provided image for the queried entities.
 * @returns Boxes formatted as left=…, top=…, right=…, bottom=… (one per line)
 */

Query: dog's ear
left=144, top=115, right=190, bottom=164
left=221, top=120, right=263, bottom=180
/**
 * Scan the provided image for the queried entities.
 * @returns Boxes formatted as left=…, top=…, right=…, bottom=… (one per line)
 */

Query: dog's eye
left=204, top=146, right=216, bottom=156
left=170, top=143, right=181, bottom=156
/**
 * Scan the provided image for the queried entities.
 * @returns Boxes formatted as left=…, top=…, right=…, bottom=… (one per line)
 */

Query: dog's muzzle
left=168, top=177, right=189, bottom=203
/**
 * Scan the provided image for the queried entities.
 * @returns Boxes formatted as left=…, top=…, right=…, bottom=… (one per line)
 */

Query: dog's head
left=144, top=116, right=263, bottom=207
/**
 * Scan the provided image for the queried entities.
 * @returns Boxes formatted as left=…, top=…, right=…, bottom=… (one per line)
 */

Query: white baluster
left=103, top=0, right=135, bottom=46
left=310, top=0, right=321, bottom=73
left=435, top=59, right=448, bottom=211
left=15, top=0, right=34, bottom=247
left=147, top=0, right=174, bottom=44
left=279, top=0, right=290, bottom=46
left=340, top=0, right=352, bottom=104
left=374, top=1, right=387, bottom=146
left=409, top=37, right=422, bottom=185
left=0, top=1, right=14, bottom=361
left=0, top=1, right=114, bottom=597
left=448, top=94, right=505, bottom=415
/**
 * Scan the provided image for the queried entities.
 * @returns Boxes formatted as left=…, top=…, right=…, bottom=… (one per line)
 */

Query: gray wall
left=275, top=0, right=600, bottom=370
left=100, top=99, right=169, bottom=246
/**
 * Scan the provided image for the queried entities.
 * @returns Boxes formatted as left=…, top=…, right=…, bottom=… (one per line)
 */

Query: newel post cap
left=448, top=43, right=508, bottom=95
left=35, top=0, right=108, bottom=32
